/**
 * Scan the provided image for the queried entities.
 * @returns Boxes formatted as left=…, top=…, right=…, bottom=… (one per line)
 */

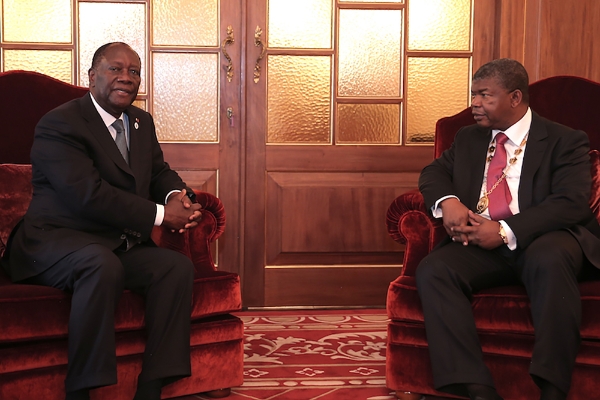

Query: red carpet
left=175, top=309, right=450, bottom=400
left=214, top=309, right=392, bottom=399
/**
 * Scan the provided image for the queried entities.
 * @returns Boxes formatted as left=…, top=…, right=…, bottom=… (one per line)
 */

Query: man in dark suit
left=3, top=42, right=203, bottom=400
left=416, top=58, right=600, bottom=400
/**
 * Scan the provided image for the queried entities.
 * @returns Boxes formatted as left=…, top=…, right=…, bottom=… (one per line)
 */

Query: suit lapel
left=124, top=107, right=145, bottom=179
left=81, top=93, right=133, bottom=176
left=518, top=112, right=548, bottom=210
left=468, top=127, right=492, bottom=209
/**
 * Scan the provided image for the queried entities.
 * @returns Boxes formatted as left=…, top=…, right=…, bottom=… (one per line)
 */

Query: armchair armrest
left=386, top=189, right=446, bottom=277
left=151, top=190, right=226, bottom=276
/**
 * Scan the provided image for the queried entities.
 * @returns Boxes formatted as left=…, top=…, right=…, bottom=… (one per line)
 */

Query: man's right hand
left=439, top=197, right=470, bottom=245
left=163, top=190, right=203, bottom=233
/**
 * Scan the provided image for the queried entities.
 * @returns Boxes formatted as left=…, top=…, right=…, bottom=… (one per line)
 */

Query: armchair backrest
left=0, top=70, right=88, bottom=164
left=434, top=75, right=600, bottom=158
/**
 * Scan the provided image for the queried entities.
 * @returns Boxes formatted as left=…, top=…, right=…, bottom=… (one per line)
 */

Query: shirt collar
left=492, top=107, right=532, bottom=145
left=90, top=93, right=125, bottom=128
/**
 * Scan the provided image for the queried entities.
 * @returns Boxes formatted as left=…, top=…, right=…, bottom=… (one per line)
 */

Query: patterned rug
left=205, top=308, right=394, bottom=400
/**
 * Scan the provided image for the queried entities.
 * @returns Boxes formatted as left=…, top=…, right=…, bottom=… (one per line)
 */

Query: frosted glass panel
left=339, top=9, right=401, bottom=97
left=409, top=0, right=471, bottom=51
left=268, top=56, right=331, bottom=143
left=338, top=104, right=400, bottom=144
left=3, top=0, right=71, bottom=43
left=268, top=0, right=332, bottom=48
left=153, top=53, right=218, bottom=142
left=79, top=2, right=146, bottom=92
left=4, top=50, right=72, bottom=83
left=153, top=0, right=218, bottom=46
left=407, top=57, right=470, bottom=143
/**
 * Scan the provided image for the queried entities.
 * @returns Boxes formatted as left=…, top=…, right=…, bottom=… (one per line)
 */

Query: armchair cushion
left=0, top=164, right=32, bottom=258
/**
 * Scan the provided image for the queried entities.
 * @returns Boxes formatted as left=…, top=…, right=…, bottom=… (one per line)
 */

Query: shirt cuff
left=154, top=204, right=164, bottom=226
left=155, top=190, right=183, bottom=226
left=431, top=195, right=459, bottom=218
left=499, top=220, right=517, bottom=250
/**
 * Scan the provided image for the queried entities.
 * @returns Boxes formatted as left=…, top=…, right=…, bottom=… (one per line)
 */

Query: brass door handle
left=221, top=25, right=235, bottom=82
left=253, top=25, right=266, bottom=83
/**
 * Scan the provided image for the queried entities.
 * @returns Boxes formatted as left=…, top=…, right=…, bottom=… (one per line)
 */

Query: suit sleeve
left=419, top=127, right=464, bottom=211
left=145, top=113, right=187, bottom=204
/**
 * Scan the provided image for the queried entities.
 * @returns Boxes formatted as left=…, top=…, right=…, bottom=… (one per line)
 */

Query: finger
left=468, top=210, right=485, bottom=223
left=190, top=211, right=202, bottom=220
left=452, top=226, right=473, bottom=234
left=469, top=217, right=480, bottom=226
left=185, top=221, right=198, bottom=229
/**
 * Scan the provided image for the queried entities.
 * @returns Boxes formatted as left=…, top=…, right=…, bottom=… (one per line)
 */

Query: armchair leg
left=395, top=391, right=423, bottom=400
left=201, top=388, right=231, bottom=398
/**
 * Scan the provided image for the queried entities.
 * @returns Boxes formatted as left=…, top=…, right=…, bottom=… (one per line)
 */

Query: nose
left=471, top=94, right=481, bottom=108
left=116, top=69, right=133, bottom=83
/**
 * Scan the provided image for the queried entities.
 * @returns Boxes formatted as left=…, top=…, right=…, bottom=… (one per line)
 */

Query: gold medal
left=476, top=195, right=489, bottom=214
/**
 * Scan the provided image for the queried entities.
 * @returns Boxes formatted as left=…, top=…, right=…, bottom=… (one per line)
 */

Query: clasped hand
left=440, top=198, right=504, bottom=249
left=164, top=189, right=203, bottom=233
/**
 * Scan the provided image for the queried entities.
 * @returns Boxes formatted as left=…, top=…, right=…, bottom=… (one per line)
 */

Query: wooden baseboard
left=264, top=265, right=401, bottom=307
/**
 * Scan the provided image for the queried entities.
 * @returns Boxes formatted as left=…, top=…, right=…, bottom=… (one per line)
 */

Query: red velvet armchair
left=0, top=71, right=244, bottom=399
left=386, top=76, right=600, bottom=400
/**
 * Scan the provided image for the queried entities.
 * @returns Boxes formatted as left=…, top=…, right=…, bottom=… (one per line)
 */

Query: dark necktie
left=112, top=119, right=129, bottom=164
left=487, top=132, right=513, bottom=220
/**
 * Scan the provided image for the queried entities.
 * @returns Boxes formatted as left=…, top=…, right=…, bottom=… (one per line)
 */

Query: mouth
left=113, top=88, right=133, bottom=96
left=472, top=113, right=486, bottom=122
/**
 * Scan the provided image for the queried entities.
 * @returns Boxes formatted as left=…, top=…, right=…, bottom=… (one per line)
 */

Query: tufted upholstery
left=385, top=76, right=600, bottom=400
left=0, top=71, right=243, bottom=400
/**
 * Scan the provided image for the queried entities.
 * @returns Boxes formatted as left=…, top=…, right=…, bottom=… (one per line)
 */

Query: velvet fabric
left=0, top=71, right=243, bottom=399
left=386, top=75, right=600, bottom=400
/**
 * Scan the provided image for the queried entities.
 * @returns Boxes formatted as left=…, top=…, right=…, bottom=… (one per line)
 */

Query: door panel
left=242, top=0, right=471, bottom=307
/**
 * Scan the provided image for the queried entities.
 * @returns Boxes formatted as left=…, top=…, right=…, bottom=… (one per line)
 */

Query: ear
left=88, top=68, right=96, bottom=88
left=510, top=89, right=523, bottom=108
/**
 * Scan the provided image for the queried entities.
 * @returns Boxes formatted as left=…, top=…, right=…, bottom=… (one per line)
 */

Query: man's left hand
left=451, top=210, right=504, bottom=249
left=166, top=189, right=203, bottom=233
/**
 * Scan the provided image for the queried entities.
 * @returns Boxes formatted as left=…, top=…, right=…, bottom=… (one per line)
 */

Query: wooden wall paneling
left=497, top=0, right=527, bottom=63
left=472, top=0, right=499, bottom=71
left=538, top=0, right=600, bottom=82
left=523, top=0, right=542, bottom=82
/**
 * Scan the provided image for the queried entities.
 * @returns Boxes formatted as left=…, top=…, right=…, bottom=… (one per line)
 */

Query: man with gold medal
left=415, top=59, right=600, bottom=400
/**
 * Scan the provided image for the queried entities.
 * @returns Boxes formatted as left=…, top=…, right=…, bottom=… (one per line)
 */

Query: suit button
left=136, top=232, right=141, bottom=237
left=120, top=234, right=127, bottom=240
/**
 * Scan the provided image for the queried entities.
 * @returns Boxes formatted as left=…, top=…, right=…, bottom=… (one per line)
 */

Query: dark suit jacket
left=419, top=111, right=600, bottom=265
left=6, top=92, right=187, bottom=282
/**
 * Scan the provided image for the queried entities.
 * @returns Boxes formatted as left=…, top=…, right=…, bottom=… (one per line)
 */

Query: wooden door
left=241, top=0, right=474, bottom=307
left=159, top=0, right=244, bottom=279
